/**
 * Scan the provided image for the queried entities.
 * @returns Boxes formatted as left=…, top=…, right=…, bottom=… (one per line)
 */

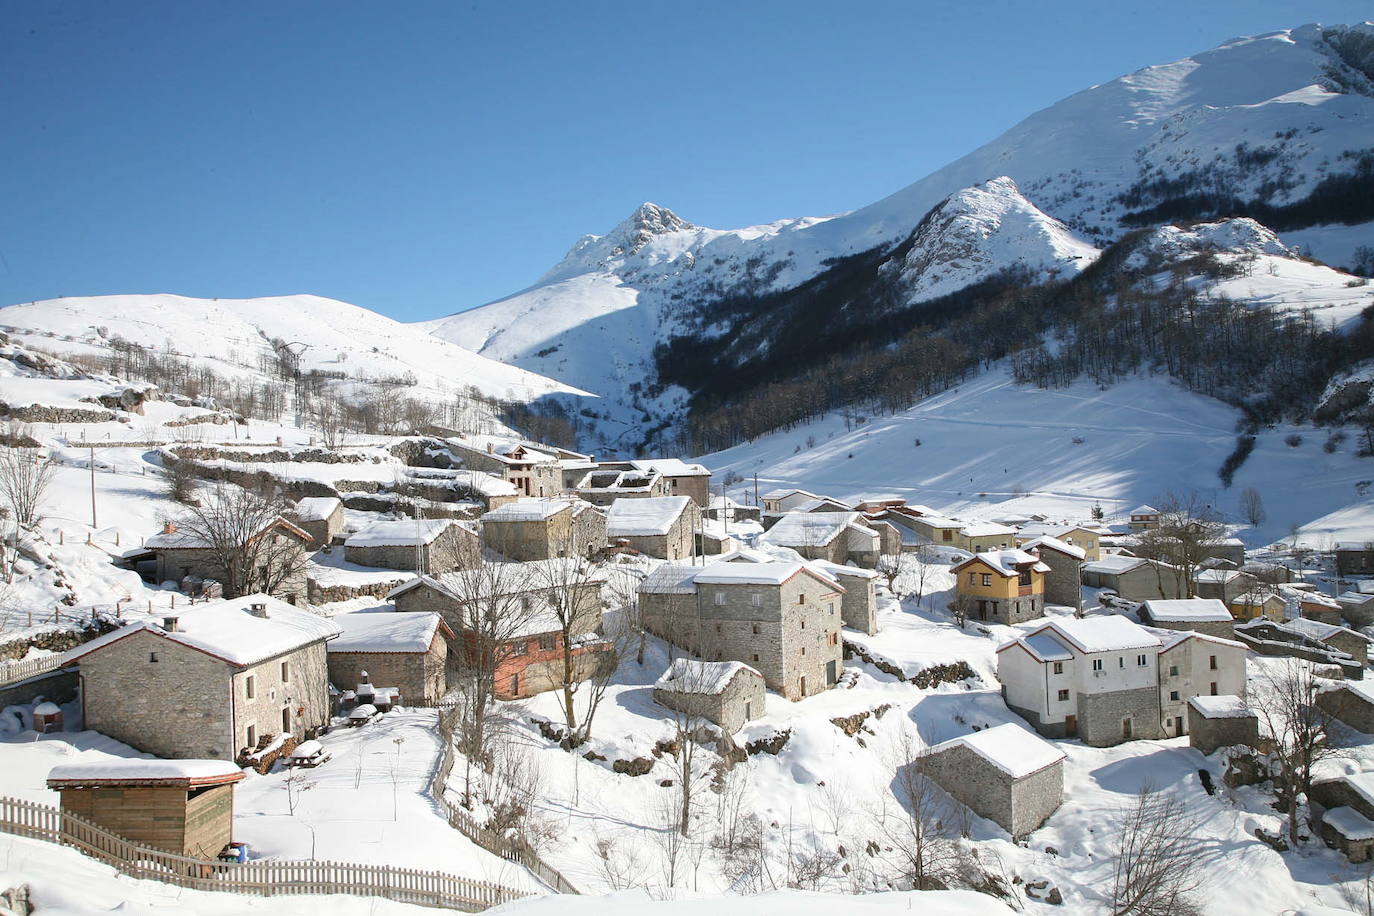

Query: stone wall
left=1037, top=550, right=1082, bottom=610
left=327, top=640, right=447, bottom=706
left=653, top=668, right=765, bottom=734
left=0, top=669, right=78, bottom=709
left=79, top=629, right=235, bottom=759
left=1187, top=706, right=1259, bottom=755
left=230, top=641, right=331, bottom=755
left=346, top=524, right=478, bottom=573
left=1077, top=685, right=1164, bottom=747
left=1105, top=565, right=1187, bottom=601
left=483, top=514, right=570, bottom=561
left=1319, top=687, right=1374, bottom=733
left=831, top=572, right=878, bottom=635
left=1010, top=757, right=1066, bottom=837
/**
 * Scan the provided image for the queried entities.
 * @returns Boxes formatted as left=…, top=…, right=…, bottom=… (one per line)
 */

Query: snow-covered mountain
left=0, top=294, right=589, bottom=412
left=427, top=23, right=1374, bottom=451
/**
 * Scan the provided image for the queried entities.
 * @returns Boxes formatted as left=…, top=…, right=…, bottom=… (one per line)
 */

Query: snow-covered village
left=3, top=6, right=1374, bottom=915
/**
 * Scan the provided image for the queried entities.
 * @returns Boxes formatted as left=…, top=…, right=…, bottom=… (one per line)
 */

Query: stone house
left=444, top=438, right=565, bottom=498
left=1138, top=598, right=1235, bottom=639
left=606, top=496, right=700, bottom=560
left=576, top=468, right=672, bottom=506
left=639, top=560, right=844, bottom=701
left=47, top=759, right=244, bottom=858
left=480, top=498, right=606, bottom=561
left=1290, top=587, right=1345, bottom=625
left=1127, top=505, right=1161, bottom=532
left=1337, top=543, right=1374, bottom=577
left=145, top=516, right=314, bottom=601
left=760, top=488, right=826, bottom=515
left=344, top=519, right=478, bottom=573
left=1339, top=591, right=1374, bottom=628
left=1233, top=619, right=1364, bottom=679
left=1186, top=695, right=1259, bottom=754
left=1019, top=536, right=1084, bottom=611
left=1080, top=555, right=1187, bottom=601
left=950, top=549, right=1050, bottom=625
left=1016, top=525, right=1102, bottom=561
left=326, top=611, right=453, bottom=706
left=1318, top=681, right=1374, bottom=733
left=652, top=658, right=765, bottom=733
left=1312, top=772, right=1374, bottom=862
left=807, top=560, right=880, bottom=634
left=1285, top=617, right=1371, bottom=666
left=599, top=459, right=711, bottom=507
left=759, top=512, right=881, bottom=568
left=1228, top=590, right=1288, bottom=622
left=997, top=616, right=1246, bottom=747
left=916, top=723, right=1065, bottom=838
left=65, top=594, right=339, bottom=761
left=1193, top=569, right=1259, bottom=603
left=959, top=522, right=1018, bottom=553
left=290, top=496, right=345, bottom=547
left=706, top=495, right=762, bottom=523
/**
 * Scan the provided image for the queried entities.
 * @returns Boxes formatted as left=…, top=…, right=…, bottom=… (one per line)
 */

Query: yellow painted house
left=951, top=549, right=1050, bottom=625
left=1229, top=591, right=1286, bottom=622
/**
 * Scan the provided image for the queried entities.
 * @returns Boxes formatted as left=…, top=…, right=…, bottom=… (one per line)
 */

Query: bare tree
left=1134, top=492, right=1227, bottom=597
left=161, top=454, right=200, bottom=505
left=283, top=772, right=314, bottom=816
left=873, top=736, right=960, bottom=890
left=657, top=659, right=725, bottom=838
left=1253, top=659, right=1345, bottom=844
left=949, top=593, right=974, bottom=629
left=875, top=553, right=904, bottom=598
left=0, top=445, right=55, bottom=531
left=309, top=392, right=349, bottom=450
left=1239, top=487, right=1266, bottom=528
left=909, top=540, right=936, bottom=608
left=530, top=556, right=609, bottom=741
left=163, top=481, right=311, bottom=598
left=1110, top=783, right=1206, bottom=916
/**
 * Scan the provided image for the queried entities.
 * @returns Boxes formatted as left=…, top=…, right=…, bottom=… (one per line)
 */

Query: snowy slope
left=0, top=294, right=590, bottom=406
left=428, top=24, right=1374, bottom=448
left=697, top=368, right=1374, bottom=547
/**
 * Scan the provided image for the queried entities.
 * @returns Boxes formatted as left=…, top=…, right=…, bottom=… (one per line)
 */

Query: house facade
left=480, top=498, right=606, bottom=561
left=576, top=469, right=672, bottom=506
left=759, top=512, right=881, bottom=568
left=606, top=496, right=700, bottom=560
left=1338, top=544, right=1374, bottom=577
left=1127, top=505, right=1161, bottom=532
left=146, top=516, right=314, bottom=601
left=66, top=595, right=339, bottom=761
left=950, top=549, right=1050, bottom=625
left=808, top=560, right=880, bottom=634
left=326, top=611, right=453, bottom=706
left=1019, top=536, right=1084, bottom=610
left=916, top=723, right=1065, bottom=838
left=290, top=496, right=345, bottom=547
left=600, top=459, right=712, bottom=507
left=344, top=519, right=478, bottom=573
left=1081, top=555, right=1187, bottom=601
left=652, top=659, right=765, bottom=733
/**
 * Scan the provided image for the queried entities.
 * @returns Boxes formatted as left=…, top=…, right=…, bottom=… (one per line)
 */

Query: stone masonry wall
left=1038, top=550, right=1082, bottom=610
left=1319, top=688, right=1374, bottom=733
left=1186, top=706, right=1259, bottom=755
left=328, top=640, right=447, bottom=706
left=79, top=629, right=235, bottom=759
left=918, top=743, right=1014, bottom=834
left=1009, top=756, right=1065, bottom=837
left=1077, top=685, right=1164, bottom=747
left=832, top=573, right=878, bottom=635
left=346, top=525, right=478, bottom=573
left=230, top=641, right=331, bottom=754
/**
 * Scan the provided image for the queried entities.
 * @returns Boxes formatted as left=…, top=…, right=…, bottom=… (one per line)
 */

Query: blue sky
left=2, top=1, right=1368, bottom=323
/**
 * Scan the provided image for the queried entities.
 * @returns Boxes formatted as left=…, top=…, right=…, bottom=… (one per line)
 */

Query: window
left=801, top=647, right=806, bottom=656
left=511, top=642, right=529, bottom=656
left=716, top=624, right=722, bottom=633
left=246, top=676, right=255, bottom=699
left=750, top=593, right=762, bottom=607
left=800, top=620, right=806, bottom=630
left=1209, top=655, right=1218, bottom=670
left=981, top=573, right=992, bottom=587
left=941, top=530, right=953, bottom=542
left=149, top=652, right=158, bottom=663
left=510, top=674, right=520, bottom=695
left=1017, top=569, right=1031, bottom=586
left=1057, top=689, right=1069, bottom=702
left=752, top=624, right=760, bottom=635
left=281, top=661, right=290, bottom=683
left=1210, top=682, right=1218, bottom=695
left=714, top=591, right=726, bottom=606
left=798, top=595, right=806, bottom=605
left=1169, top=690, right=1180, bottom=701
left=829, top=632, right=838, bottom=646
left=246, top=725, right=256, bottom=747
left=1118, top=657, right=1124, bottom=668
left=1092, top=658, right=1103, bottom=672
left=1052, top=662, right=1064, bottom=674
left=522, top=596, right=534, bottom=612
left=1136, top=654, right=1147, bottom=667
left=752, top=654, right=760, bottom=662
left=1169, top=665, right=1179, bottom=677
left=538, top=634, right=555, bottom=651
left=281, top=707, right=291, bottom=732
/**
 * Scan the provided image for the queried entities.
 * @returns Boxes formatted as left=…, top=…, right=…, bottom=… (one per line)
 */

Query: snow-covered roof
left=959, top=522, right=1016, bottom=538
left=952, top=549, right=1051, bottom=577
left=1043, top=616, right=1160, bottom=653
left=1140, top=598, right=1232, bottom=622
left=1194, top=568, right=1248, bottom=583
left=1285, top=617, right=1368, bottom=643
left=1021, top=631, right=1073, bottom=662
left=1082, top=554, right=1148, bottom=574
left=910, top=514, right=963, bottom=529
left=761, top=488, right=820, bottom=501
left=1324, top=806, right=1374, bottom=841
left=923, top=723, right=1065, bottom=779
left=482, top=498, right=580, bottom=522
left=640, top=564, right=702, bottom=595
left=329, top=611, right=445, bottom=653
left=1338, top=591, right=1374, bottom=605
left=1232, top=590, right=1287, bottom=606
left=145, top=515, right=309, bottom=550
left=64, top=594, right=341, bottom=668
left=1152, top=627, right=1246, bottom=652
left=48, top=759, right=244, bottom=787
left=579, top=469, right=661, bottom=492
left=655, top=658, right=759, bottom=695
left=607, top=496, right=692, bottom=537
left=1285, top=587, right=1341, bottom=609
left=1129, top=505, right=1159, bottom=516
left=696, top=561, right=839, bottom=591
left=1020, top=535, right=1086, bottom=560
left=629, top=458, right=709, bottom=477
left=760, top=512, right=866, bottom=548
left=388, top=560, right=605, bottom=603
left=449, top=470, right=519, bottom=497
left=806, top=559, right=880, bottom=580
left=1187, top=694, right=1252, bottom=719
left=293, top=496, right=342, bottom=522
left=346, top=519, right=458, bottom=548
left=793, top=497, right=854, bottom=513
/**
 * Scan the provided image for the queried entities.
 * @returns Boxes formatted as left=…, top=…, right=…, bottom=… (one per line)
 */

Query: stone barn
left=1186, top=695, right=1258, bottom=754
left=1318, top=681, right=1374, bottom=733
left=1020, top=536, right=1084, bottom=611
left=145, top=516, right=313, bottom=601
left=290, top=496, right=344, bottom=547
left=47, top=759, right=243, bottom=858
left=1138, top=598, right=1235, bottom=639
left=1312, top=772, right=1374, bottom=862
left=345, top=519, right=478, bottom=573
left=807, top=560, right=880, bottom=635
left=606, top=496, right=699, bottom=560
left=327, top=611, right=453, bottom=706
left=480, top=498, right=605, bottom=561
left=916, top=723, right=1065, bottom=838
left=652, top=659, right=765, bottom=734
left=759, top=512, right=881, bottom=568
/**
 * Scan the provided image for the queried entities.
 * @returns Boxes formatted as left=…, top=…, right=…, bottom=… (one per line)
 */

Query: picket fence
left=429, top=708, right=581, bottom=895
left=0, top=654, right=66, bottom=688
left=0, top=795, right=524, bottom=912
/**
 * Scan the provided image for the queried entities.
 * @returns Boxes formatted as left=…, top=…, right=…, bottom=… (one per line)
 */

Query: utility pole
left=89, top=447, right=97, bottom=528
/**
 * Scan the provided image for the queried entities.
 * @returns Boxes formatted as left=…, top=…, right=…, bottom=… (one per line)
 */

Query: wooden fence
left=0, top=795, right=524, bottom=912
left=429, top=708, right=581, bottom=895
left=0, top=655, right=66, bottom=687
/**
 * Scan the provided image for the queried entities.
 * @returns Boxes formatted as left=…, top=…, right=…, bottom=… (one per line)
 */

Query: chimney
left=162, top=615, right=179, bottom=632
left=162, top=521, right=177, bottom=535
left=248, top=602, right=269, bottom=618
left=486, top=442, right=494, bottom=453
left=360, top=669, right=370, bottom=684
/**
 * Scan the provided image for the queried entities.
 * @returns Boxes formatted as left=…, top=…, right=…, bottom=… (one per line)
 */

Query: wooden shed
left=46, top=759, right=244, bottom=858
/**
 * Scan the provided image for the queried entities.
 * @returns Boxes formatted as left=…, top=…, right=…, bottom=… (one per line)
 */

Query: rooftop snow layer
left=1020, top=535, right=1086, bottom=560
left=483, top=498, right=581, bottom=522
left=607, top=496, right=691, bottom=537
left=293, top=496, right=342, bottom=521
left=48, top=759, right=243, bottom=785
left=760, top=511, right=863, bottom=547
left=64, top=594, right=341, bottom=668
left=1187, top=694, right=1253, bottom=718
left=630, top=458, right=709, bottom=477
left=639, top=564, right=703, bottom=595
left=1285, top=616, right=1366, bottom=642
left=806, top=559, right=880, bottom=580
left=346, top=519, right=457, bottom=548
left=1082, top=554, right=1147, bottom=574
left=1324, top=806, right=1374, bottom=841
left=695, top=561, right=821, bottom=588
left=955, top=549, right=1051, bottom=577
left=1044, top=616, right=1160, bottom=653
left=329, top=611, right=443, bottom=653
left=655, top=658, right=758, bottom=695
left=923, top=723, right=1065, bottom=779
left=959, top=522, right=1016, bottom=538
left=1141, top=598, right=1232, bottom=622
